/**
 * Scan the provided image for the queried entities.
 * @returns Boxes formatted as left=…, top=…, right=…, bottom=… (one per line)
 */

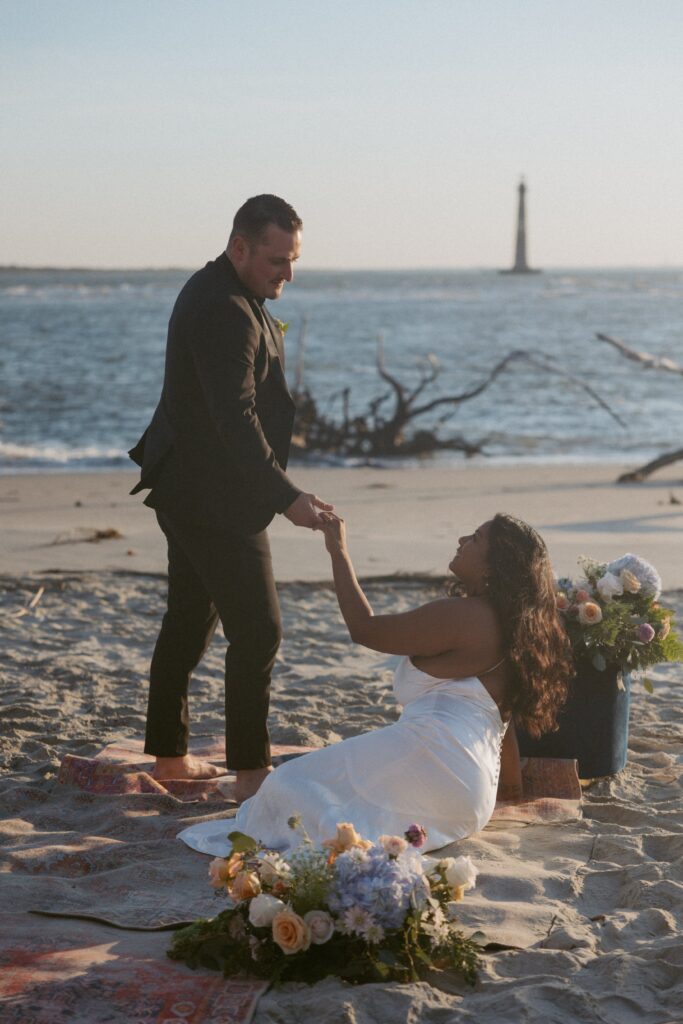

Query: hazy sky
left=2, top=0, right=682, bottom=268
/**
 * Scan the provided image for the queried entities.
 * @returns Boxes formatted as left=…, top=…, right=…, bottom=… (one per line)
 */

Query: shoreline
left=1, top=461, right=682, bottom=585
left=0, top=451, right=669, bottom=477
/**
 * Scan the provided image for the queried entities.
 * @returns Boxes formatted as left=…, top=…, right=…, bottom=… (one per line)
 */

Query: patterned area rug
left=58, top=739, right=317, bottom=803
left=490, top=755, right=581, bottom=826
left=59, top=736, right=582, bottom=823
left=0, top=914, right=266, bottom=1024
left=0, top=738, right=583, bottom=1022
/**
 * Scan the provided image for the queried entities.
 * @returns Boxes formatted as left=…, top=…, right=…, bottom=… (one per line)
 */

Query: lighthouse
left=500, top=178, right=540, bottom=274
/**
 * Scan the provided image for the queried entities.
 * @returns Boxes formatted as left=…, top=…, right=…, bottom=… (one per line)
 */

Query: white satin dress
left=178, top=656, right=507, bottom=856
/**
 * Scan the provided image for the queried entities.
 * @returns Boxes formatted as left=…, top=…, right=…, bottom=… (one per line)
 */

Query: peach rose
left=574, top=589, right=591, bottom=604
left=271, top=908, right=311, bottom=955
left=208, top=857, right=231, bottom=890
left=226, top=852, right=245, bottom=878
left=578, top=601, right=603, bottom=625
left=229, top=870, right=261, bottom=902
left=322, top=822, right=371, bottom=855
left=620, top=569, right=641, bottom=594
left=556, top=593, right=570, bottom=611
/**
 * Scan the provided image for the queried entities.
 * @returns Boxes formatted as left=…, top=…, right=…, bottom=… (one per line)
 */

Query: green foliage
left=272, top=317, right=289, bottom=336
left=168, top=910, right=481, bottom=987
left=283, top=843, right=334, bottom=915
left=227, top=831, right=259, bottom=856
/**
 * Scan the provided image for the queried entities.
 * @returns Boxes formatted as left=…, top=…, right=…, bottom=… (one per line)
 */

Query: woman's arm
left=497, top=721, right=523, bottom=802
left=320, top=514, right=489, bottom=656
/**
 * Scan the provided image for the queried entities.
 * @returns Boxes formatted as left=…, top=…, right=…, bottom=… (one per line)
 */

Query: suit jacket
left=129, top=253, right=301, bottom=534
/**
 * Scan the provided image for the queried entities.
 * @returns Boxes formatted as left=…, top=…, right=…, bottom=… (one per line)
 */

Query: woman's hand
left=320, top=512, right=347, bottom=555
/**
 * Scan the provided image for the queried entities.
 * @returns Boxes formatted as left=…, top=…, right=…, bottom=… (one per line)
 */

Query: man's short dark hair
left=229, top=194, right=302, bottom=245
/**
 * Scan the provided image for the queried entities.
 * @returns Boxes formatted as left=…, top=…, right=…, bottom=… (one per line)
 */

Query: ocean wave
left=0, top=283, right=173, bottom=298
left=0, top=441, right=128, bottom=469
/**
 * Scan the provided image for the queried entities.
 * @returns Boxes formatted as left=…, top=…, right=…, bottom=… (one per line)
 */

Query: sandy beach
left=2, top=461, right=682, bottom=1022
left=2, top=461, right=683, bottom=584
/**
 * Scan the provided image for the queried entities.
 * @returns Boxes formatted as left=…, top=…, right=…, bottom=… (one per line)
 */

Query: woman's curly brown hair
left=485, top=513, right=573, bottom=737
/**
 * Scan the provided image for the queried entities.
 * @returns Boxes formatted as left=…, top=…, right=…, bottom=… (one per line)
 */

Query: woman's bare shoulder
left=445, top=596, right=502, bottom=647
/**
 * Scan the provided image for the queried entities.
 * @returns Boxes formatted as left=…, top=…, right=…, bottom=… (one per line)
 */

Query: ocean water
left=1, top=265, right=681, bottom=472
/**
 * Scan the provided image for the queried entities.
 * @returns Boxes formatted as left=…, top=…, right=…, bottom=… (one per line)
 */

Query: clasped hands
left=283, top=492, right=333, bottom=529
left=283, top=493, right=346, bottom=552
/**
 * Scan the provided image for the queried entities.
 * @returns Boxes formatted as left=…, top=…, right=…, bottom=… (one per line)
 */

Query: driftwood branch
left=292, top=327, right=624, bottom=458
left=376, top=330, right=407, bottom=410
left=410, top=349, right=626, bottom=427
left=595, top=332, right=683, bottom=482
left=617, top=449, right=683, bottom=484
left=596, top=333, right=683, bottom=375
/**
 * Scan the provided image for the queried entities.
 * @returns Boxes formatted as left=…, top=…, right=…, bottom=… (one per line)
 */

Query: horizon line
left=2, top=263, right=682, bottom=273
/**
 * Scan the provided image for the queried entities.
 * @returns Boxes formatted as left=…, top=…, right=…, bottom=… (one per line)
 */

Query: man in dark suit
left=129, top=195, right=332, bottom=801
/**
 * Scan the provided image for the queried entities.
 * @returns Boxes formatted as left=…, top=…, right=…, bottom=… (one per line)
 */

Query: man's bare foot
left=152, top=755, right=227, bottom=781
left=234, top=766, right=273, bottom=803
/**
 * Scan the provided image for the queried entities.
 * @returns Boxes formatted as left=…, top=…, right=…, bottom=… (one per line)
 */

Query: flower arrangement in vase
left=517, top=553, right=683, bottom=778
left=555, top=553, right=683, bottom=685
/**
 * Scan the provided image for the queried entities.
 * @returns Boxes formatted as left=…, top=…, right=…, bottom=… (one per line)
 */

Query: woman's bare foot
left=234, top=766, right=273, bottom=803
left=152, top=755, right=227, bottom=781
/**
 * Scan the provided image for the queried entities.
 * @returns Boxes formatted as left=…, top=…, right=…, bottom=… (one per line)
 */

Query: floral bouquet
left=169, top=818, right=480, bottom=986
left=555, top=553, right=683, bottom=684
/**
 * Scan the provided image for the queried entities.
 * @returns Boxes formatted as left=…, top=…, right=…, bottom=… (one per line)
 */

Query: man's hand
left=283, top=492, right=334, bottom=530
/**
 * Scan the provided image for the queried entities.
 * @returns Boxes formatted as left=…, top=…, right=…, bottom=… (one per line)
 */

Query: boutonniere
left=272, top=318, right=289, bottom=338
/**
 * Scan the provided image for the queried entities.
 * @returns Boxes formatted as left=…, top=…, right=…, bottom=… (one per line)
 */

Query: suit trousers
left=144, top=511, right=282, bottom=770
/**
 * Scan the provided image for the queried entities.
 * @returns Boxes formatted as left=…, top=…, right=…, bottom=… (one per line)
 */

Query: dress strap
left=478, top=656, right=506, bottom=677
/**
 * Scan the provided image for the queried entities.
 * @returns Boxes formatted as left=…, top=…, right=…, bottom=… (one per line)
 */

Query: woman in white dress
left=182, top=514, right=572, bottom=855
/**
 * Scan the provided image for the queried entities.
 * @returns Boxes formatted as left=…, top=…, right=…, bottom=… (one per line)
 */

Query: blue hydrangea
left=327, top=846, right=429, bottom=930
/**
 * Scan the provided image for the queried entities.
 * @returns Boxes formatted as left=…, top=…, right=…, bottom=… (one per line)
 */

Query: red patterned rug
left=490, top=755, right=581, bottom=825
left=58, top=736, right=581, bottom=823
left=0, top=737, right=582, bottom=1020
left=57, top=738, right=317, bottom=802
left=0, top=914, right=266, bottom=1024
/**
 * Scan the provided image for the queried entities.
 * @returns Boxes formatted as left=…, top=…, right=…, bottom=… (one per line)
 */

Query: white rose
left=303, top=909, right=335, bottom=945
left=596, top=572, right=623, bottom=602
left=442, top=855, right=478, bottom=892
left=248, top=892, right=286, bottom=928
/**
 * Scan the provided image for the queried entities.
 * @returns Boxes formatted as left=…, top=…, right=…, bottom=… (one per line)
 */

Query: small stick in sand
left=7, top=585, right=45, bottom=619
left=49, top=527, right=124, bottom=546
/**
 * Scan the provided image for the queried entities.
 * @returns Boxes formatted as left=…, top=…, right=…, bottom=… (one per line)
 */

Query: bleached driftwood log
left=596, top=333, right=683, bottom=482
left=291, top=333, right=625, bottom=459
